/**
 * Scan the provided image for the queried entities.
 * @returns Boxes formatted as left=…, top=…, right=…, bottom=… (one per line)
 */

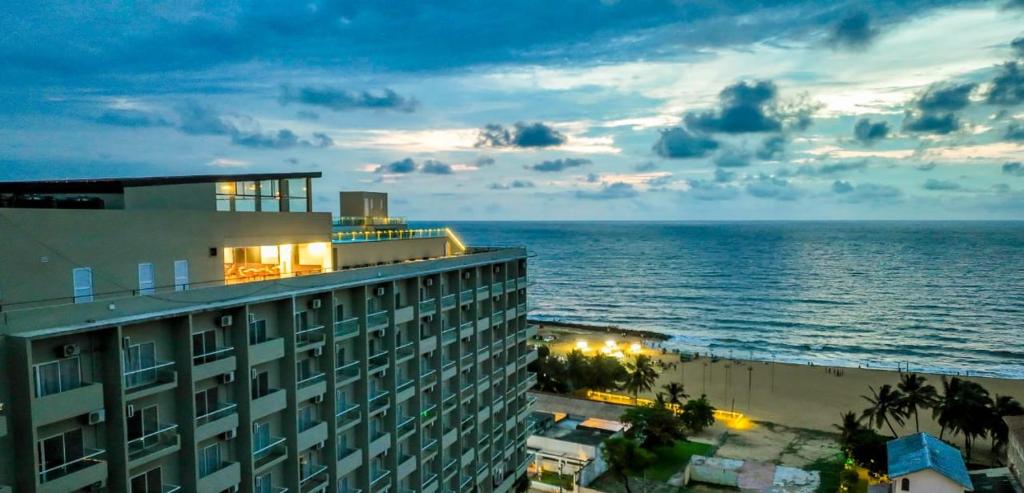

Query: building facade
left=0, top=172, right=537, bottom=493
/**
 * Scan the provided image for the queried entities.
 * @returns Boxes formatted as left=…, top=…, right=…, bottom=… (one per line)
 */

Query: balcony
left=421, top=403, right=438, bottom=423
left=441, top=328, right=457, bottom=345
left=522, top=373, right=538, bottom=391
left=460, top=474, right=473, bottom=492
left=490, top=311, right=505, bottom=327
left=423, top=438, right=440, bottom=458
left=297, top=371, right=327, bottom=401
left=516, top=303, right=528, bottom=317
left=458, top=321, right=474, bottom=338
left=517, top=276, right=527, bottom=287
left=369, top=430, right=391, bottom=456
left=337, top=446, right=362, bottom=476
left=442, top=458, right=458, bottom=479
left=396, top=415, right=416, bottom=440
left=397, top=377, right=415, bottom=395
left=33, top=381, right=104, bottom=426
left=369, top=350, right=389, bottom=374
left=421, top=369, right=438, bottom=388
left=419, top=298, right=437, bottom=315
left=333, top=215, right=407, bottom=227
left=300, top=462, right=328, bottom=486
left=475, top=286, right=489, bottom=300
left=442, top=394, right=457, bottom=413
left=441, top=294, right=457, bottom=311
left=253, top=436, right=288, bottom=471
left=38, top=448, right=106, bottom=493
left=526, top=325, right=538, bottom=339
left=524, top=350, right=538, bottom=365
left=460, top=416, right=474, bottom=433
left=127, top=423, right=180, bottom=467
left=298, top=421, right=328, bottom=451
left=441, top=359, right=456, bottom=374
left=335, top=402, right=361, bottom=431
left=296, top=325, right=326, bottom=349
left=124, top=361, right=177, bottom=399
left=459, top=289, right=473, bottom=305
left=491, top=282, right=504, bottom=294
left=250, top=337, right=285, bottom=366
left=459, top=353, right=474, bottom=368
left=196, top=461, right=240, bottom=493
left=195, top=402, right=238, bottom=442
left=251, top=388, right=286, bottom=420
left=369, top=390, right=390, bottom=415
left=396, top=341, right=415, bottom=363
left=370, top=469, right=392, bottom=493
left=367, top=310, right=390, bottom=330
left=336, top=361, right=361, bottom=387
left=335, top=317, right=360, bottom=341
left=192, top=346, right=235, bottom=380
left=491, top=339, right=504, bottom=353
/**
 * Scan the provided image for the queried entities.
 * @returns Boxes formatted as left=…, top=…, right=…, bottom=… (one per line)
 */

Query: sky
left=2, top=1, right=1024, bottom=220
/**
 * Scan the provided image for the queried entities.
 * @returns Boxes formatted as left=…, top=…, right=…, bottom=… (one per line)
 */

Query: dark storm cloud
left=685, top=81, right=782, bottom=134
left=922, top=179, right=962, bottom=191
left=827, top=11, right=878, bottom=50
left=421, top=160, right=453, bottom=175
left=95, top=109, right=172, bottom=128
left=1003, top=162, right=1024, bottom=176
left=476, top=122, right=567, bottom=148
left=713, top=150, right=752, bottom=168
left=489, top=180, right=535, bottom=190
left=376, top=158, right=418, bottom=174
left=231, top=129, right=303, bottom=149
left=756, top=135, right=786, bottom=160
left=916, top=83, right=976, bottom=112
left=902, top=112, right=960, bottom=134
left=576, top=182, right=638, bottom=200
left=279, top=85, right=418, bottom=113
left=1006, top=123, right=1024, bottom=141
left=853, top=118, right=890, bottom=145
left=652, top=127, right=719, bottom=158
left=527, top=158, right=591, bottom=172
left=986, top=62, right=1024, bottom=106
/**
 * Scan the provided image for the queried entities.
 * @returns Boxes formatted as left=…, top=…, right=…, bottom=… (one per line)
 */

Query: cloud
left=96, top=109, right=171, bottom=128
left=916, top=162, right=937, bottom=171
left=1007, top=123, right=1024, bottom=141
left=231, top=129, right=303, bottom=149
left=713, top=149, right=751, bottom=168
left=922, top=179, right=962, bottom=191
left=916, top=82, right=976, bottom=112
left=527, top=158, right=591, bottom=172
left=853, top=118, right=890, bottom=145
left=986, top=62, right=1024, bottom=106
left=1013, top=37, right=1024, bottom=58
left=745, top=174, right=802, bottom=201
left=652, top=127, right=719, bottom=158
left=827, top=11, right=878, bottom=50
left=279, top=85, right=418, bottom=112
left=645, top=174, right=674, bottom=188
left=575, top=182, right=638, bottom=200
left=683, top=180, right=739, bottom=201
left=489, top=180, right=535, bottom=190
left=832, top=182, right=903, bottom=204
left=902, top=112, right=960, bottom=134
left=311, top=132, right=334, bottom=148
left=779, top=160, right=869, bottom=178
left=208, top=158, right=249, bottom=168
left=832, top=180, right=855, bottom=194
left=1003, top=162, right=1024, bottom=176
left=714, top=168, right=736, bottom=183
left=685, top=80, right=782, bottom=134
left=633, top=161, right=658, bottom=171
left=756, top=135, right=786, bottom=160
left=421, top=159, right=453, bottom=175
left=176, top=102, right=237, bottom=136
left=476, top=122, right=567, bottom=148
left=585, top=173, right=600, bottom=183
left=475, top=156, right=496, bottom=167
left=296, top=110, right=319, bottom=121
left=376, top=158, right=418, bottom=174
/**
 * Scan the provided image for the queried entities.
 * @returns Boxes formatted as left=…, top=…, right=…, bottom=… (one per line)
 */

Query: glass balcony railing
left=421, top=369, right=438, bottom=387
left=443, top=458, right=458, bottom=478
left=195, top=402, right=237, bottom=427
left=517, top=276, right=527, bottom=287
left=419, top=298, right=437, bottom=314
left=460, top=354, right=474, bottom=368
left=423, top=439, right=439, bottom=456
left=491, top=311, right=505, bottom=326
left=442, top=359, right=456, bottom=372
left=369, top=390, right=389, bottom=413
left=459, top=289, right=473, bottom=304
left=491, top=282, right=504, bottom=294
left=370, top=469, right=392, bottom=492
left=300, top=462, right=328, bottom=484
left=442, top=394, right=457, bottom=412
left=397, top=416, right=416, bottom=437
left=441, top=294, right=457, bottom=310
left=193, top=346, right=234, bottom=365
left=333, top=228, right=447, bottom=244
left=295, top=325, right=325, bottom=347
left=396, top=341, right=415, bottom=360
left=476, top=286, right=489, bottom=299
left=297, top=371, right=325, bottom=389
left=336, top=403, right=360, bottom=428
left=335, top=361, right=360, bottom=384
left=441, top=328, right=457, bottom=345
left=333, top=216, right=407, bottom=227
left=517, top=303, right=528, bottom=316
left=397, top=377, right=414, bottom=393
left=126, top=429, right=178, bottom=467
left=367, top=310, right=389, bottom=329
left=459, top=321, right=474, bottom=334
left=421, top=403, right=438, bottom=421
left=335, top=317, right=359, bottom=339
left=124, top=360, right=175, bottom=390
left=38, top=448, right=105, bottom=483
left=252, top=436, right=287, bottom=467
left=369, top=350, right=389, bottom=371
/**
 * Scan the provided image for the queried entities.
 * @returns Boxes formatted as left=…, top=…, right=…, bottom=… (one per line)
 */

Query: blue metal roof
left=887, top=433, right=974, bottom=491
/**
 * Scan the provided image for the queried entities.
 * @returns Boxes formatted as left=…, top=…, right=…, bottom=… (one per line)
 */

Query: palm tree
left=934, top=377, right=964, bottom=440
left=988, top=394, right=1024, bottom=464
left=662, top=382, right=689, bottom=408
left=897, top=373, right=938, bottom=432
left=602, top=437, right=655, bottom=493
left=861, top=384, right=906, bottom=437
left=949, top=380, right=992, bottom=464
left=833, top=411, right=864, bottom=450
left=622, top=354, right=659, bottom=404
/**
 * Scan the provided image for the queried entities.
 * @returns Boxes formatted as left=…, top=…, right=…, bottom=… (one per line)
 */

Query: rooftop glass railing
left=333, top=228, right=448, bottom=244
left=333, top=216, right=407, bottom=227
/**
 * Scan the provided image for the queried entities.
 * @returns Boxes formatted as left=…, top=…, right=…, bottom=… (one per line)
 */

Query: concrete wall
left=123, top=183, right=218, bottom=211
left=333, top=237, right=448, bottom=269
left=339, top=192, right=388, bottom=218
left=0, top=208, right=331, bottom=308
left=891, top=470, right=964, bottom=493
left=1008, top=428, right=1023, bottom=485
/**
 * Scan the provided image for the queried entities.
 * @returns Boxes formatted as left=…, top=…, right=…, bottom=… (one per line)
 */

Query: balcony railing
left=124, top=360, right=175, bottom=389
left=419, top=298, right=437, bottom=314
left=369, top=390, right=389, bottom=413
left=421, top=369, right=438, bottom=387
left=38, top=447, right=105, bottom=483
left=367, top=310, right=389, bottom=329
left=397, top=415, right=416, bottom=438
left=297, top=371, right=326, bottom=389
left=335, top=361, right=360, bottom=384
left=193, top=346, right=234, bottom=365
left=423, top=439, right=439, bottom=456
left=336, top=403, right=360, bottom=428
left=333, top=216, right=407, bottom=227
left=335, top=317, right=359, bottom=339
left=397, top=377, right=414, bottom=393
left=252, top=437, right=287, bottom=466
left=333, top=228, right=447, bottom=244
left=441, top=328, right=457, bottom=345
left=196, top=402, right=237, bottom=426
left=459, top=289, right=473, bottom=304
left=442, top=394, right=457, bottom=412
left=369, top=350, right=389, bottom=371
left=491, top=311, right=505, bottom=326
left=300, top=462, right=328, bottom=484
left=295, top=325, right=325, bottom=347
left=476, top=286, right=489, bottom=299
left=460, top=354, right=474, bottom=368
left=442, top=359, right=456, bottom=372
left=441, top=294, right=457, bottom=310
left=396, top=341, right=415, bottom=361
left=442, top=458, right=458, bottom=478
left=421, top=403, right=438, bottom=421
left=370, top=469, right=392, bottom=492
left=458, top=321, right=474, bottom=334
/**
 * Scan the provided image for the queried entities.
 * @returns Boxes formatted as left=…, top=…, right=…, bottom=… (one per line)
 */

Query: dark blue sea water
left=432, top=221, right=1024, bottom=378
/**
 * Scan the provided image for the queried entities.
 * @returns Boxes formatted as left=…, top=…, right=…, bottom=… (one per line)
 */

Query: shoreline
left=527, top=318, right=672, bottom=341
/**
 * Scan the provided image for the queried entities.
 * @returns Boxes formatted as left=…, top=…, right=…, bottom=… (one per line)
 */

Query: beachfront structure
left=1007, top=416, right=1024, bottom=486
left=0, top=172, right=538, bottom=493
left=525, top=412, right=623, bottom=489
left=887, top=433, right=974, bottom=493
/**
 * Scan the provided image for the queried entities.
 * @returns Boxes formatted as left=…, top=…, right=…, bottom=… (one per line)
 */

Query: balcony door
left=253, top=421, right=271, bottom=453
left=192, top=329, right=217, bottom=363
left=124, top=341, right=156, bottom=388
left=130, top=467, right=163, bottom=493
left=38, top=428, right=84, bottom=481
left=33, top=356, right=81, bottom=397
left=127, top=405, right=159, bottom=452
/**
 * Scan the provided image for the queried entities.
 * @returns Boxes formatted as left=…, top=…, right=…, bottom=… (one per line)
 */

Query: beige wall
left=891, top=469, right=964, bottom=493
left=332, top=237, right=447, bottom=270
left=0, top=208, right=331, bottom=308
left=339, top=192, right=388, bottom=218
left=123, top=183, right=218, bottom=211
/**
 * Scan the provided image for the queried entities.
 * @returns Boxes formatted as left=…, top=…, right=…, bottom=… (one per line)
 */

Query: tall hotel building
left=0, top=172, right=538, bottom=493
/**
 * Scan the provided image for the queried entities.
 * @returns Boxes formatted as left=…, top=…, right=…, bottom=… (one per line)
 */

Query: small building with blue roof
left=887, top=432, right=973, bottom=493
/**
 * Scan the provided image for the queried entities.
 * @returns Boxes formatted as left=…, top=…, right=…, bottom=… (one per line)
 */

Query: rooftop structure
left=1006, top=415, right=1024, bottom=486
left=0, top=172, right=537, bottom=493
left=887, top=433, right=974, bottom=493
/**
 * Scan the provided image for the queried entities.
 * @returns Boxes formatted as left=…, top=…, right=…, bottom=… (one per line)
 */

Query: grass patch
left=538, top=470, right=574, bottom=489
left=644, top=441, right=715, bottom=482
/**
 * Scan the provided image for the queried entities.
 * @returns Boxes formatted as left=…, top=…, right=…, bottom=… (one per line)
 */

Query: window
left=124, top=341, right=157, bottom=388
left=192, top=329, right=218, bottom=363
left=255, top=472, right=274, bottom=493
left=195, top=387, right=220, bottom=420
left=38, top=428, right=85, bottom=481
left=298, top=405, right=316, bottom=431
left=335, top=345, right=346, bottom=365
left=900, top=478, right=910, bottom=491
left=249, top=319, right=268, bottom=344
left=287, top=178, right=308, bottom=212
left=335, top=304, right=345, bottom=321
left=234, top=181, right=257, bottom=211
left=198, top=443, right=221, bottom=477
left=127, top=405, right=159, bottom=449
left=34, top=356, right=82, bottom=397
left=251, top=371, right=270, bottom=399
left=130, top=467, right=164, bottom=493
left=173, top=260, right=189, bottom=291
left=72, top=267, right=93, bottom=303
left=297, top=358, right=317, bottom=381
left=259, top=180, right=280, bottom=212
left=295, top=311, right=309, bottom=331
left=253, top=421, right=271, bottom=452
left=137, top=263, right=155, bottom=295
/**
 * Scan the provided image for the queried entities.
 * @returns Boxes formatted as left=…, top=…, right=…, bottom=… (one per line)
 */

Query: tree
left=565, top=349, right=590, bottom=390
left=846, top=428, right=889, bottom=475
left=591, top=354, right=628, bottom=392
left=833, top=411, right=864, bottom=450
left=621, top=403, right=686, bottom=448
left=681, top=395, right=716, bottom=434
left=861, top=385, right=906, bottom=437
left=988, top=394, right=1024, bottom=463
left=662, top=382, right=689, bottom=407
left=952, top=380, right=992, bottom=464
left=897, top=373, right=938, bottom=433
left=602, top=437, right=655, bottom=493
left=934, top=377, right=964, bottom=440
left=622, top=354, right=659, bottom=404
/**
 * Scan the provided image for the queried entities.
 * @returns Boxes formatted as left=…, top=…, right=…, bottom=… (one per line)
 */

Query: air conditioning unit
left=219, top=315, right=233, bottom=327
left=313, top=394, right=324, bottom=404
left=425, top=278, right=434, bottom=287
left=315, top=441, right=325, bottom=450
left=309, top=299, right=322, bottom=309
left=251, top=368, right=258, bottom=380
left=374, top=287, right=386, bottom=296
left=248, top=313, right=256, bottom=323
left=87, top=409, right=105, bottom=425
left=126, top=404, right=135, bottom=418
left=221, top=429, right=237, bottom=440
left=312, top=347, right=323, bottom=357
left=220, top=371, right=235, bottom=384
left=59, top=343, right=80, bottom=358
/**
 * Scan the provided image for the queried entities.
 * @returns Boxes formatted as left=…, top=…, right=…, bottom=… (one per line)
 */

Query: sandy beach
left=535, top=322, right=1024, bottom=460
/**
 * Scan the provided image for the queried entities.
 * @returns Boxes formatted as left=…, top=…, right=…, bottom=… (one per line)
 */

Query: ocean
left=432, top=221, right=1024, bottom=378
